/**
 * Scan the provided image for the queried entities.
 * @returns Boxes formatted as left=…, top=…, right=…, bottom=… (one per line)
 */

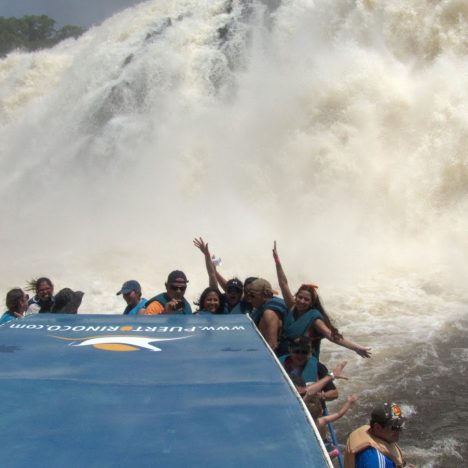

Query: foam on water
left=1, top=1, right=467, bottom=465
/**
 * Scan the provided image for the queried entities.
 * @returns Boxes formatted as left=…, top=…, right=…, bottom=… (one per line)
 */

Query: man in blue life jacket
left=117, top=280, right=147, bottom=315
left=246, top=278, right=288, bottom=351
left=140, top=271, right=192, bottom=315
left=344, top=402, right=415, bottom=468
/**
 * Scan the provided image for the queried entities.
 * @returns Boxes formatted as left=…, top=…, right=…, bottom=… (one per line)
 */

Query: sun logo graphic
left=53, top=332, right=191, bottom=352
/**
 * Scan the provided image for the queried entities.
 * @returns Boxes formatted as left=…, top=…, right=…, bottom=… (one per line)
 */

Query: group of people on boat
left=0, top=277, right=84, bottom=325
left=1, top=237, right=414, bottom=467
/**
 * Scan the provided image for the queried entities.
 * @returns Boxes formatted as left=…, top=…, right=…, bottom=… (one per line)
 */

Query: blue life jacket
left=276, top=308, right=323, bottom=356
left=123, top=298, right=147, bottom=315
left=279, top=354, right=318, bottom=383
left=0, top=311, right=15, bottom=326
left=145, top=293, right=192, bottom=315
left=250, top=297, right=288, bottom=326
left=224, top=300, right=250, bottom=315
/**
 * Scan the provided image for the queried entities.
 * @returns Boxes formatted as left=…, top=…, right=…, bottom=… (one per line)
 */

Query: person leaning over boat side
left=194, top=287, right=226, bottom=315
left=306, top=393, right=358, bottom=460
left=0, top=288, right=29, bottom=325
left=273, top=241, right=371, bottom=359
left=279, top=337, right=319, bottom=383
left=51, top=288, right=84, bottom=314
left=316, top=361, right=339, bottom=409
left=26, top=277, right=54, bottom=314
left=116, top=280, right=147, bottom=315
left=344, top=402, right=415, bottom=468
left=246, top=278, right=288, bottom=351
left=140, top=270, right=192, bottom=315
left=193, top=236, right=253, bottom=314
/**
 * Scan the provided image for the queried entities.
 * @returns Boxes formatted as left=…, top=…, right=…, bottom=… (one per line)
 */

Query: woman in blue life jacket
left=194, top=287, right=226, bottom=315
left=0, top=288, right=29, bottom=325
left=273, top=242, right=371, bottom=359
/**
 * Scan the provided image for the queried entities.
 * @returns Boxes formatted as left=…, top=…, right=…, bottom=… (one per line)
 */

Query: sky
left=0, top=0, right=145, bottom=27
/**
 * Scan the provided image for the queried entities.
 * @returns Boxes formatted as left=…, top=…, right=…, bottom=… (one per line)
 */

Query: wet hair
left=26, top=277, right=54, bottom=293
left=295, top=285, right=342, bottom=341
left=243, top=277, right=257, bottom=289
left=6, top=288, right=25, bottom=313
left=289, top=336, right=312, bottom=352
left=195, top=287, right=225, bottom=314
left=304, top=394, right=323, bottom=420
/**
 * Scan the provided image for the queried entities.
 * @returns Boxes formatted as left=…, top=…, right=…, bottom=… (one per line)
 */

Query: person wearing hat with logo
left=141, top=271, right=192, bottom=315
left=344, top=402, right=415, bottom=468
left=116, top=280, right=146, bottom=315
left=246, top=277, right=288, bottom=351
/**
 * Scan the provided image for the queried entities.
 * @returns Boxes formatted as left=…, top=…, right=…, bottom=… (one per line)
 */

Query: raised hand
left=272, top=240, right=280, bottom=264
left=332, top=361, right=348, bottom=380
left=193, top=237, right=210, bottom=256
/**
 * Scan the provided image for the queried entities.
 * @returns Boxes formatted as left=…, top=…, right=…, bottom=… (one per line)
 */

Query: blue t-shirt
left=356, top=447, right=396, bottom=468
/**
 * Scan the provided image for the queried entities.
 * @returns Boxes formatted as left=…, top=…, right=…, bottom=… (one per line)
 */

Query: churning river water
left=1, top=1, right=467, bottom=466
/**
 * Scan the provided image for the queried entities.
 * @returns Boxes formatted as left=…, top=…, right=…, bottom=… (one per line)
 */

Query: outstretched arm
left=314, top=319, right=372, bottom=358
left=273, top=241, right=295, bottom=309
left=193, top=237, right=218, bottom=289
left=318, top=394, right=358, bottom=425
left=304, top=361, right=348, bottom=396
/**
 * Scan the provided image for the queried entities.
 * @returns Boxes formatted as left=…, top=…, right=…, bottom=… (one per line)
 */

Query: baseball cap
left=248, top=278, right=272, bottom=293
left=247, top=278, right=278, bottom=296
left=167, top=270, right=188, bottom=283
left=116, top=280, right=141, bottom=295
left=371, top=402, right=405, bottom=428
left=226, top=278, right=243, bottom=292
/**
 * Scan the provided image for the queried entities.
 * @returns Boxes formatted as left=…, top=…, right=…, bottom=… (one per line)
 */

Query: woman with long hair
left=273, top=242, right=371, bottom=359
left=1, top=288, right=29, bottom=325
left=194, top=287, right=226, bottom=315
left=26, top=277, right=54, bottom=313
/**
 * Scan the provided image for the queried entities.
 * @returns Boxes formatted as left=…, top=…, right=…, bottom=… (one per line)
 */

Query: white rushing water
left=1, top=0, right=467, bottom=465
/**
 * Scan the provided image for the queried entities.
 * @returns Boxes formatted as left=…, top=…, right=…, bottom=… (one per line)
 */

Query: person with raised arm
left=193, top=237, right=219, bottom=289
left=273, top=241, right=371, bottom=359
left=306, top=393, right=359, bottom=460
left=193, top=237, right=253, bottom=314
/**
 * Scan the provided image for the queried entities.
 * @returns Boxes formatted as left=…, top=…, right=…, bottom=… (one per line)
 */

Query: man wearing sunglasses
left=344, top=402, right=415, bottom=468
left=140, top=270, right=192, bottom=315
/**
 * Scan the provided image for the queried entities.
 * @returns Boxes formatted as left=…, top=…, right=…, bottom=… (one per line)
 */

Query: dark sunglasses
left=169, top=284, right=187, bottom=292
left=389, top=425, right=403, bottom=431
left=291, top=349, right=309, bottom=355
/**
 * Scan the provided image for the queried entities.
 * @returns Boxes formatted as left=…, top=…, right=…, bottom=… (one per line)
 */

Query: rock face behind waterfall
left=0, top=3, right=467, bottom=465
